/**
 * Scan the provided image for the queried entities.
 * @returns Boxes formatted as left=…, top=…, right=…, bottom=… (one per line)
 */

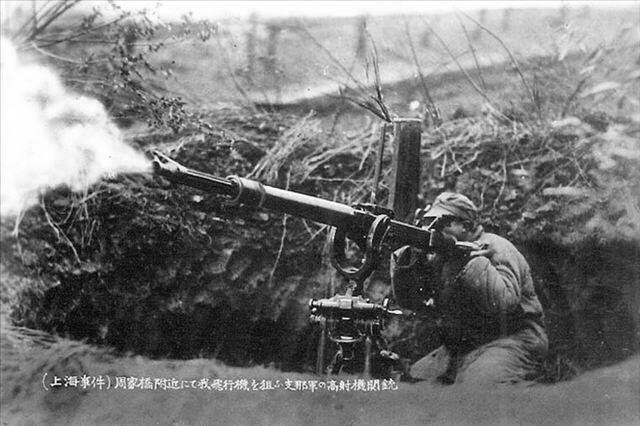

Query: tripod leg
left=363, top=335, right=372, bottom=378
left=328, top=346, right=344, bottom=375
left=315, top=321, right=326, bottom=376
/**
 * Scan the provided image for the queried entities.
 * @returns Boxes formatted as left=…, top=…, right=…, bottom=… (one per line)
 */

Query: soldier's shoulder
left=478, top=232, right=522, bottom=256
left=478, top=231, right=511, bottom=245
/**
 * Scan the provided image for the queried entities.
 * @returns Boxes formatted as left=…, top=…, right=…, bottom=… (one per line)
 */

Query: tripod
left=310, top=285, right=402, bottom=377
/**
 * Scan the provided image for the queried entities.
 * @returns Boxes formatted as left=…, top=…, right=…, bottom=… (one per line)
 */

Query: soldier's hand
left=469, top=244, right=494, bottom=259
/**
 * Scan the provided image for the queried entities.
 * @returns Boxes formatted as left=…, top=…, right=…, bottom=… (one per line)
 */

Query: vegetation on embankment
left=3, top=100, right=638, bottom=378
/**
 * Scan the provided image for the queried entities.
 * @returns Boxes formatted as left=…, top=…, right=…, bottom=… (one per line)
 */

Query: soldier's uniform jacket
left=391, top=227, right=546, bottom=354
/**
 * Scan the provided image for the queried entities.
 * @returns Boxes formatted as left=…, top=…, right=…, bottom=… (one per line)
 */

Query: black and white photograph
left=1, top=1, right=638, bottom=424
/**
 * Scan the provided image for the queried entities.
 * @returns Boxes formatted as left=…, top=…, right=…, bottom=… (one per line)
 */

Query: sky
left=3, top=1, right=635, bottom=23
left=106, top=0, right=632, bottom=18
left=107, top=1, right=635, bottom=20
left=109, top=1, right=542, bottom=19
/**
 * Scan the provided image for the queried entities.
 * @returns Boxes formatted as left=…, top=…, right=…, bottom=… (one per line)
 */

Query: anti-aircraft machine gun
left=152, top=151, right=480, bottom=377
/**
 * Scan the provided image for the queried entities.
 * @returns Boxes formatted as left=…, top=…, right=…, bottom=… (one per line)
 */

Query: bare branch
left=492, top=151, right=508, bottom=211
left=370, top=123, right=387, bottom=204
left=214, top=35, right=260, bottom=113
left=365, top=26, right=391, bottom=122
left=28, top=16, right=129, bottom=49
left=30, top=41, right=84, bottom=63
left=458, top=9, right=540, bottom=117
left=338, top=88, right=389, bottom=121
left=561, top=78, right=588, bottom=118
left=269, top=171, right=291, bottom=288
left=27, top=0, right=82, bottom=42
left=14, top=0, right=56, bottom=40
left=402, top=16, right=441, bottom=127
left=295, top=20, right=392, bottom=122
left=455, top=13, right=487, bottom=91
left=422, top=18, right=508, bottom=121
left=295, top=23, right=368, bottom=93
left=40, top=194, right=81, bottom=265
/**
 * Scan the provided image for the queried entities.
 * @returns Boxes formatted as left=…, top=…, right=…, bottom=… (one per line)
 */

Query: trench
left=8, top=224, right=639, bottom=381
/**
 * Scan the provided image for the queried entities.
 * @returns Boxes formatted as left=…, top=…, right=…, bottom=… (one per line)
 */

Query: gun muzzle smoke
left=0, top=37, right=150, bottom=216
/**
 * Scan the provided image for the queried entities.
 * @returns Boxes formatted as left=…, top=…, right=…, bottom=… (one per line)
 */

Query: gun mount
left=152, top=151, right=480, bottom=376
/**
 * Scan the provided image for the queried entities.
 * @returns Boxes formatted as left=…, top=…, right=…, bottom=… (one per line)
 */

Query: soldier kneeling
left=391, top=192, right=548, bottom=385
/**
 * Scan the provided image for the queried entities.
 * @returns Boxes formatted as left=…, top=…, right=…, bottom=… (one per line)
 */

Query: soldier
left=390, top=192, right=548, bottom=385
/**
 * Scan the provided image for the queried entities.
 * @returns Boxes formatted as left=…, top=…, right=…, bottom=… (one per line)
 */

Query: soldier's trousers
left=409, top=322, right=548, bottom=386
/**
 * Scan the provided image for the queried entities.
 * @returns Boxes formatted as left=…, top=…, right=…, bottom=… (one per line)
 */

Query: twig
left=422, top=18, right=508, bottom=122
left=338, top=88, right=389, bottom=121
left=15, top=1, right=69, bottom=41
left=402, top=16, right=441, bottom=127
left=370, top=123, right=387, bottom=204
left=303, top=224, right=329, bottom=246
left=365, top=27, right=392, bottom=122
left=30, top=41, right=84, bottom=63
left=269, top=171, right=291, bottom=286
left=295, top=23, right=368, bottom=93
left=492, top=152, right=508, bottom=211
left=31, top=0, right=38, bottom=36
left=270, top=213, right=288, bottom=285
left=440, top=151, right=448, bottom=178
left=455, top=13, right=487, bottom=91
left=572, top=157, right=593, bottom=188
left=310, top=177, right=367, bottom=184
left=447, top=147, right=463, bottom=174
left=447, top=151, right=480, bottom=176
left=26, top=0, right=82, bottom=42
left=359, top=131, right=375, bottom=171
left=302, top=141, right=361, bottom=178
left=42, top=37, right=185, bottom=47
left=28, top=16, right=127, bottom=49
left=40, top=195, right=81, bottom=265
left=458, top=9, right=540, bottom=117
left=296, top=21, right=391, bottom=122
left=214, top=35, right=259, bottom=113
left=11, top=208, right=26, bottom=238
left=561, top=78, right=588, bottom=118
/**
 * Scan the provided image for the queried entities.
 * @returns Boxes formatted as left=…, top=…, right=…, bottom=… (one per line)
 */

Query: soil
left=1, top=317, right=638, bottom=426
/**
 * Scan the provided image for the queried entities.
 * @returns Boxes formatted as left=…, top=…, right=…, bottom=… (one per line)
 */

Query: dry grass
left=1, top=311, right=638, bottom=425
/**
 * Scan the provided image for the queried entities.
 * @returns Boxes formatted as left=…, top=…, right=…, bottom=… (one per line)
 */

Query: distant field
left=145, top=6, right=639, bottom=107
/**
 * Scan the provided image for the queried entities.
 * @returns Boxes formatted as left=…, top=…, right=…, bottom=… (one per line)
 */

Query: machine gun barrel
left=151, top=152, right=236, bottom=196
left=152, top=151, right=371, bottom=233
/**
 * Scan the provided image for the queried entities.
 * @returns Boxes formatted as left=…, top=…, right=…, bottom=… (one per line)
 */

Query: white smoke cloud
left=0, top=37, right=150, bottom=217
